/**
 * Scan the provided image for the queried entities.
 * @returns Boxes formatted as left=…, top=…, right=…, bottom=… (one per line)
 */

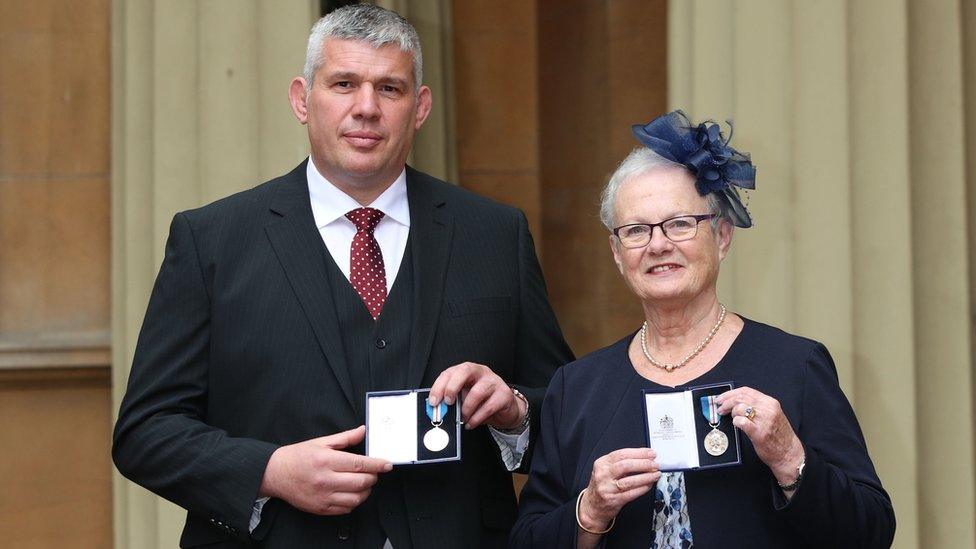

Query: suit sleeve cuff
left=489, top=424, right=531, bottom=471
left=249, top=497, right=270, bottom=534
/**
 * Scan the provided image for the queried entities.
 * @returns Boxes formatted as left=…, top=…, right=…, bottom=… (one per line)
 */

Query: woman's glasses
left=612, top=214, right=717, bottom=248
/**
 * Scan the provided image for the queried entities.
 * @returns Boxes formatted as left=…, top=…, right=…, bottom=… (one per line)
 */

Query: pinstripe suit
left=112, top=161, right=573, bottom=548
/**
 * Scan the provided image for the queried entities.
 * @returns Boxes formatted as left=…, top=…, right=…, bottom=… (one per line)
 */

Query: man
left=112, top=5, right=572, bottom=548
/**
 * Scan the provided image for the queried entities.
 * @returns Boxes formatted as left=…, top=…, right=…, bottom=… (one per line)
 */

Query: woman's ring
left=613, top=479, right=621, bottom=491
left=744, top=405, right=757, bottom=421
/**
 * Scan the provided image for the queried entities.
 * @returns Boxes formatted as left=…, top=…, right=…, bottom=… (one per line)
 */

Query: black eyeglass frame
left=611, top=214, right=717, bottom=248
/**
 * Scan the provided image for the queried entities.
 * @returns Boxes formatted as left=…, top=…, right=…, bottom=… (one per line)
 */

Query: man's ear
left=288, top=77, right=309, bottom=124
left=413, top=85, right=432, bottom=130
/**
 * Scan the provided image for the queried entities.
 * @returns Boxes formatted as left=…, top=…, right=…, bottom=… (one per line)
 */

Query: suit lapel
left=264, top=162, right=357, bottom=412
left=405, top=167, right=454, bottom=389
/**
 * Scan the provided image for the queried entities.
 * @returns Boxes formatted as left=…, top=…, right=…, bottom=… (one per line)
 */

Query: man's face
left=290, top=38, right=431, bottom=196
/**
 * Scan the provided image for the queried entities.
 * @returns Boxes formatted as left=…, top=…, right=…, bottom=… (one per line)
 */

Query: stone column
left=111, top=2, right=317, bottom=547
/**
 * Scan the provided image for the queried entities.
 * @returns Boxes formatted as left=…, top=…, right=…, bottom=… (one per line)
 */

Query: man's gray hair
left=599, top=147, right=734, bottom=231
left=303, top=4, right=423, bottom=93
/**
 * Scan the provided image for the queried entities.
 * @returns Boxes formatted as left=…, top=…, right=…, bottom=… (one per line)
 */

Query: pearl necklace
left=640, top=304, right=727, bottom=372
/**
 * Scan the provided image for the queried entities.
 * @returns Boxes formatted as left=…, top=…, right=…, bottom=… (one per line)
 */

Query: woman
left=510, top=111, right=895, bottom=548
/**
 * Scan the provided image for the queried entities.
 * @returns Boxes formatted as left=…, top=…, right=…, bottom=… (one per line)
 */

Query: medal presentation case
left=366, top=388, right=462, bottom=465
left=642, top=382, right=741, bottom=471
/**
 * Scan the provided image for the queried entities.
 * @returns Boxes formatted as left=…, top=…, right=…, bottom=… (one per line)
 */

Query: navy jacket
left=511, top=318, right=894, bottom=548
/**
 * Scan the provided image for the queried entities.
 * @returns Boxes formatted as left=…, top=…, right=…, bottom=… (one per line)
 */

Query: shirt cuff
left=488, top=424, right=530, bottom=471
left=249, top=497, right=270, bottom=533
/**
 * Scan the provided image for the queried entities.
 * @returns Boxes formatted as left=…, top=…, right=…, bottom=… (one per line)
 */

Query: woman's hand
left=716, top=387, right=804, bottom=487
left=578, top=448, right=660, bottom=532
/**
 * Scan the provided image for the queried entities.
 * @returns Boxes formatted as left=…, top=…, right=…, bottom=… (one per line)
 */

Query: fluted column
left=908, top=0, right=975, bottom=545
left=669, top=1, right=976, bottom=547
left=375, top=0, right=456, bottom=182
left=111, top=2, right=317, bottom=547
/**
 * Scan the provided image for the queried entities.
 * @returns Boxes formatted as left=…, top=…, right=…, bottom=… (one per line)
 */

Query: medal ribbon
left=699, top=395, right=720, bottom=425
left=426, top=402, right=447, bottom=423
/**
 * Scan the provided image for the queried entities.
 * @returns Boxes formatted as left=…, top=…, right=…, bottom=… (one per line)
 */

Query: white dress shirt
left=307, top=158, right=410, bottom=289
left=250, top=158, right=529, bottom=535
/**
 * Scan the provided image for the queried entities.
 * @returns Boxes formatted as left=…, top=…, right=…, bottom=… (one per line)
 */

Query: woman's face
left=609, top=167, right=732, bottom=306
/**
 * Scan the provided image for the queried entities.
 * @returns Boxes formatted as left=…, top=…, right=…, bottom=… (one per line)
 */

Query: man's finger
left=329, top=451, right=393, bottom=474
left=428, top=367, right=458, bottom=406
left=323, top=490, right=371, bottom=511
left=460, top=379, right=495, bottom=421
left=316, top=425, right=366, bottom=449
left=465, top=389, right=508, bottom=429
left=441, top=364, right=478, bottom=405
left=327, top=471, right=381, bottom=492
left=319, top=505, right=354, bottom=516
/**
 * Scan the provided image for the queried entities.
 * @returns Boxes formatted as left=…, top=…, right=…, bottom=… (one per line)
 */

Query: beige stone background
left=1, top=1, right=974, bottom=548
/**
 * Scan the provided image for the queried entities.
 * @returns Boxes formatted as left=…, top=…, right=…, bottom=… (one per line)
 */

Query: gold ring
left=744, top=405, right=757, bottom=421
left=613, top=479, right=621, bottom=491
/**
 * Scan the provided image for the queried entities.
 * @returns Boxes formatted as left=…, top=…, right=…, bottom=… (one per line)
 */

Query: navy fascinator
left=631, top=110, right=756, bottom=228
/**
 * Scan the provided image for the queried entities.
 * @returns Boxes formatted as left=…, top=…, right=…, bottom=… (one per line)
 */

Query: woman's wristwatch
left=495, top=386, right=530, bottom=434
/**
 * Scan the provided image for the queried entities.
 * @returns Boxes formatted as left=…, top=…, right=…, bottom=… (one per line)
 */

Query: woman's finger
left=606, top=447, right=657, bottom=463
left=732, top=414, right=758, bottom=437
left=731, top=402, right=759, bottom=420
left=613, top=471, right=660, bottom=492
left=609, top=457, right=659, bottom=479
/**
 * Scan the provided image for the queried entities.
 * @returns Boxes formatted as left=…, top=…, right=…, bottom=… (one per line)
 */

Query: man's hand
left=428, top=362, right=525, bottom=430
left=258, top=425, right=392, bottom=515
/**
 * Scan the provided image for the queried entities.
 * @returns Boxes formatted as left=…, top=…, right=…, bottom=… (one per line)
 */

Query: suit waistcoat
left=324, top=238, right=414, bottom=398
left=323, top=240, right=416, bottom=548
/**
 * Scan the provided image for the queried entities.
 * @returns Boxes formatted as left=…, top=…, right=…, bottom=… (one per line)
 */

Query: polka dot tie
left=345, top=207, right=387, bottom=320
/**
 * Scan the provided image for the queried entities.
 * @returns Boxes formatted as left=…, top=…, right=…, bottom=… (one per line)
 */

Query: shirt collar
left=307, top=156, right=410, bottom=229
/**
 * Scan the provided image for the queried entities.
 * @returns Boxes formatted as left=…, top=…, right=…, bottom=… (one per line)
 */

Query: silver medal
left=704, top=428, right=729, bottom=456
left=423, top=400, right=450, bottom=452
left=423, top=426, right=450, bottom=452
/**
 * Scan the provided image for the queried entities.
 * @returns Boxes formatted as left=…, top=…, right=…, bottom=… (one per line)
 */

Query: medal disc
left=423, top=426, right=450, bottom=452
left=704, top=428, right=729, bottom=456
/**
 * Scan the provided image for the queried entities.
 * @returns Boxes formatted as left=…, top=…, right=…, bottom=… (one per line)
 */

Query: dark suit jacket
left=112, top=162, right=573, bottom=548
left=511, top=319, right=895, bottom=548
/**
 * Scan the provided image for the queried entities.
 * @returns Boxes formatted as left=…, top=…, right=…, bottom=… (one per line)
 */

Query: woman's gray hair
left=303, top=4, right=423, bottom=93
left=599, top=147, right=735, bottom=231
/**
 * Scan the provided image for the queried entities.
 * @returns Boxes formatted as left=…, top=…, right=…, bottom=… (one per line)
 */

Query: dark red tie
left=345, top=207, right=387, bottom=320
